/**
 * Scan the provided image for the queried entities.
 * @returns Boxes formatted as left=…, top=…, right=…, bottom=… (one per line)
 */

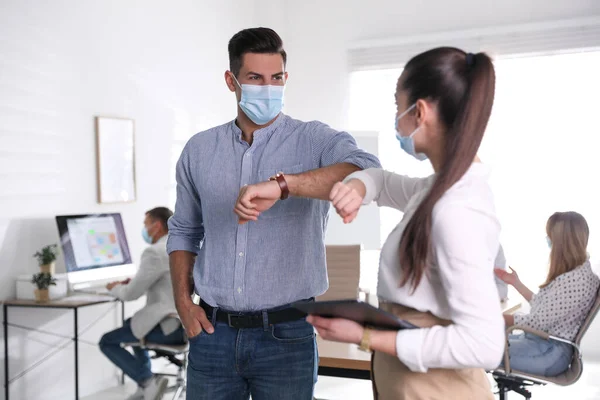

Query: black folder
left=292, top=300, right=417, bottom=330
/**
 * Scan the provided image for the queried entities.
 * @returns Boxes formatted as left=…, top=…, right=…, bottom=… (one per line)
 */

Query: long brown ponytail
left=398, top=47, right=496, bottom=291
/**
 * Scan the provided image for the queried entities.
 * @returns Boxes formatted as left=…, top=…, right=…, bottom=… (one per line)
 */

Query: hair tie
left=466, top=53, right=475, bottom=66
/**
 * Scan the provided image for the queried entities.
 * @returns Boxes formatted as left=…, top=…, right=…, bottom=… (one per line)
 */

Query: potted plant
left=33, top=244, right=59, bottom=274
left=31, top=272, right=57, bottom=303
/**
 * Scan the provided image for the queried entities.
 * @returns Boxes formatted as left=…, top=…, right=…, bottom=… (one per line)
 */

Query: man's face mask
left=231, top=74, right=285, bottom=125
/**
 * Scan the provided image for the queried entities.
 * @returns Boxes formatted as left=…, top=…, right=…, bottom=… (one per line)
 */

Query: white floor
left=84, top=363, right=600, bottom=400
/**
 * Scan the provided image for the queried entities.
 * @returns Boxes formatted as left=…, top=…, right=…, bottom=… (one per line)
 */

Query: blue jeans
left=99, top=318, right=185, bottom=385
left=500, top=333, right=573, bottom=377
left=186, top=316, right=318, bottom=400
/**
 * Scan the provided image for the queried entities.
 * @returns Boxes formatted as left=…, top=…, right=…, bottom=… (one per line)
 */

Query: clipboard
left=292, top=299, right=417, bottom=330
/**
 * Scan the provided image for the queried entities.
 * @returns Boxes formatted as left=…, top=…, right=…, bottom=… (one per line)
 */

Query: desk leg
left=4, top=304, right=9, bottom=400
left=74, top=308, right=79, bottom=400
left=120, top=301, right=125, bottom=385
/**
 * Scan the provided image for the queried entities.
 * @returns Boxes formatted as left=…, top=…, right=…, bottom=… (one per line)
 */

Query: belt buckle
left=227, top=314, right=243, bottom=329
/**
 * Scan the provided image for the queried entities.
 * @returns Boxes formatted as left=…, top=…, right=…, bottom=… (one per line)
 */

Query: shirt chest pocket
left=257, top=163, right=311, bottom=219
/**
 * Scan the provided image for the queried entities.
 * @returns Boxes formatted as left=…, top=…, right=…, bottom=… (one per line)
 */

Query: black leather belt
left=199, top=299, right=308, bottom=329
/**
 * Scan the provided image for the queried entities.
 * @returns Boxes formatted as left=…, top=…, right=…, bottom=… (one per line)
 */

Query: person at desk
left=495, top=211, right=600, bottom=376
left=167, top=27, right=380, bottom=400
left=308, top=48, right=506, bottom=399
left=100, top=207, right=184, bottom=400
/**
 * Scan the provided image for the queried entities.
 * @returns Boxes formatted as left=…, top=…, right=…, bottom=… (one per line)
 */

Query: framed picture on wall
left=95, top=116, right=137, bottom=204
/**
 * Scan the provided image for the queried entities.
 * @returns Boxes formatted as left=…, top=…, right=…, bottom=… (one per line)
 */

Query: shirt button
left=239, top=252, right=244, bottom=257
left=238, top=287, right=242, bottom=293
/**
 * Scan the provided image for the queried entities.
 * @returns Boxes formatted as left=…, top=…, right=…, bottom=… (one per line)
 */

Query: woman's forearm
left=369, top=330, right=399, bottom=356
left=503, top=313, right=515, bottom=326
left=514, top=280, right=534, bottom=302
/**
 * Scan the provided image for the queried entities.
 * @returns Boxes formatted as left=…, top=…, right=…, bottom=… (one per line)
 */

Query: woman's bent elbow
left=479, top=330, right=506, bottom=369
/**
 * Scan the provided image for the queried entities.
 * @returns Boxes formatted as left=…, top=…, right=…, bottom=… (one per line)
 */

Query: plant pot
left=40, top=262, right=55, bottom=274
left=34, top=289, right=50, bottom=303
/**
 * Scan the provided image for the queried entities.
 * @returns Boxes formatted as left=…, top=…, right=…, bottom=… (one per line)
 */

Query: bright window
left=349, top=51, right=600, bottom=289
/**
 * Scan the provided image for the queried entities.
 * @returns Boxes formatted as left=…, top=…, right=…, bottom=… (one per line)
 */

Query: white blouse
left=346, top=164, right=505, bottom=372
left=514, top=261, right=599, bottom=341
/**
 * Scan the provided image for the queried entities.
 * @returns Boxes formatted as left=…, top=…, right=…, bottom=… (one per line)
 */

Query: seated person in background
left=495, top=211, right=600, bottom=377
left=495, top=244, right=508, bottom=300
left=100, top=207, right=184, bottom=400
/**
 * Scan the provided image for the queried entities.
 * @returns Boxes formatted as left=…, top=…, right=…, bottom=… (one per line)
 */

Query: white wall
left=0, top=1, right=255, bottom=399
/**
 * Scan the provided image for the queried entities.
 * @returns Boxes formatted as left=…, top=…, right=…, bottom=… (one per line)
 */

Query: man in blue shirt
left=167, top=27, right=380, bottom=400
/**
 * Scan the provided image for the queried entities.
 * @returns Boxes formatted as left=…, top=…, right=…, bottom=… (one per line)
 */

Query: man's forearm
left=286, top=163, right=361, bottom=200
left=169, top=250, right=196, bottom=309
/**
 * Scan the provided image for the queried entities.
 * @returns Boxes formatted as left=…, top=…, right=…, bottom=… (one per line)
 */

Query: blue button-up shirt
left=167, top=114, right=381, bottom=311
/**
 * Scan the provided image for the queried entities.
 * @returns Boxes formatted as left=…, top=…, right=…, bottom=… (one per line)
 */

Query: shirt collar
left=156, top=235, right=168, bottom=244
left=230, top=113, right=287, bottom=144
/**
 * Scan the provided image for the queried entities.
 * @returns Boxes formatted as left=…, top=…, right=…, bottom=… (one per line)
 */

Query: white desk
left=3, top=295, right=124, bottom=400
left=502, top=297, right=522, bottom=315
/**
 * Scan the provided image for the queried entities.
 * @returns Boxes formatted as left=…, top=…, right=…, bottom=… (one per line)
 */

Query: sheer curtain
left=348, top=51, right=600, bottom=290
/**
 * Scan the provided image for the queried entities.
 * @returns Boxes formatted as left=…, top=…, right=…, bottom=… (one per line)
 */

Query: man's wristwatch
left=269, top=172, right=289, bottom=200
left=358, top=327, right=373, bottom=353
left=191, top=292, right=201, bottom=306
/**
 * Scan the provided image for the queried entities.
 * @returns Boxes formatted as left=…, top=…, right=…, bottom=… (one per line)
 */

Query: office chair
left=318, top=245, right=362, bottom=301
left=490, top=288, right=600, bottom=399
left=120, top=340, right=189, bottom=400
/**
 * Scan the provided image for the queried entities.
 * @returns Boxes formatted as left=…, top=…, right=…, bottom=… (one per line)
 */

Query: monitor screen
left=56, top=213, right=133, bottom=273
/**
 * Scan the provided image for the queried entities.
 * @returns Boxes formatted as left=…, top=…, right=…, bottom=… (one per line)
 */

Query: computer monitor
left=56, top=213, right=136, bottom=290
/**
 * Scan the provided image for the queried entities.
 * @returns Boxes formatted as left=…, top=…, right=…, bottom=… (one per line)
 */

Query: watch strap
left=358, top=327, right=373, bottom=352
left=269, top=172, right=289, bottom=200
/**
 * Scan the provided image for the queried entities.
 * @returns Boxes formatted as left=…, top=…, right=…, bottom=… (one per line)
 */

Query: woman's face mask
left=394, top=103, right=427, bottom=161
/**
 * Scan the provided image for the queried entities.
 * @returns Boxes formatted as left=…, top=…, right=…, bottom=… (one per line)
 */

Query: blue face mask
left=395, top=103, right=427, bottom=161
left=232, top=74, right=285, bottom=125
left=142, top=227, right=153, bottom=244
left=546, top=236, right=552, bottom=248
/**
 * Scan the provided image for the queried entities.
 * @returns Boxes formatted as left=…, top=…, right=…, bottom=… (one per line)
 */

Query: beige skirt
left=371, top=302, right=494, bottom=400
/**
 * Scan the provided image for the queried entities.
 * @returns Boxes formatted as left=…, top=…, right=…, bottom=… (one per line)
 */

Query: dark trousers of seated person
left=186, top=311, right=318, bottom=400
left=100, top=318, right=185, bottom=386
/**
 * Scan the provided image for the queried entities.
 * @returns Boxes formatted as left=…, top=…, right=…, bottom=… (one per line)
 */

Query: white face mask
left=141, top=226, right=153, bottom=244
left=231, top=74, right=285, bottom=125
left=394, top=104, right=427, bottom=161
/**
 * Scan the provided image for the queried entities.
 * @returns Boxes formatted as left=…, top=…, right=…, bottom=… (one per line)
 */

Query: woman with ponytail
left=307, top=48, right=504, bottom=399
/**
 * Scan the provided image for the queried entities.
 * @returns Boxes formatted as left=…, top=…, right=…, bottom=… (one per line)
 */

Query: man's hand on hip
left=178, top=301, right=214, bottom=339
left=234, top=180, right=282, bottom=224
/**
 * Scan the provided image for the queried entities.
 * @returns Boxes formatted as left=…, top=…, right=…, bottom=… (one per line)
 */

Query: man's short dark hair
left=146, top=207, right=173, bottom=232
left=228, top=27, right=287, bottom=77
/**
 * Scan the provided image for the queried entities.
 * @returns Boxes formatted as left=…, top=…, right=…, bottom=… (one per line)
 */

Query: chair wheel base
left=495, top=375, right=535, bottom=399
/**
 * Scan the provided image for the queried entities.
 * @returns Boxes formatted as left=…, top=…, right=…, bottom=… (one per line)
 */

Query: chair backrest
left=317, top=245, right=361, bottom=301
left=546, top=287, right=600, bottom=385
left=573, top=287, right=600, bottom=346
